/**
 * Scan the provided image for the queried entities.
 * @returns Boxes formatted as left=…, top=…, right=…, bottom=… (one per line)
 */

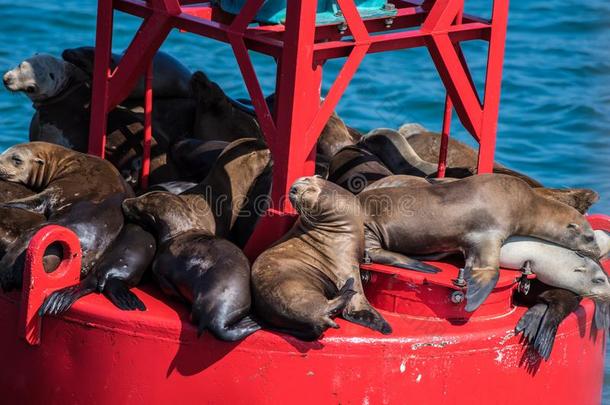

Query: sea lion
left=328, top=144, right=393, bottom=194
left=61, top=46, right=192, bottom=100
left=121, top=193, right=260, bottom=341
left=398, top=126, right=545, bottom=188
left=180, top=137, right=272, bottom=239
left=39, top=223, right=156, bottom=316
left=191, top=71, right=262, bottom=143
left=252, top=176, right=391, bottom=340
left=359, top=128, right=438, bottom=177
left=0, top=142, right=129, bottom=214
left=168, top=138, right=229, bottom=182
left=358, top=174, right=601, bottom=311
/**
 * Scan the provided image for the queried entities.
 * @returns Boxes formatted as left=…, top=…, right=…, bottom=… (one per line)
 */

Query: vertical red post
left=437, top=94, right=452, bottom=178
left=244, top=1, right=321, bottom=259
left=476, top=0, right=509, bottom=173
left=141, top=61, right=153, bottom=190
left=88, top=0, right=114, bottom=158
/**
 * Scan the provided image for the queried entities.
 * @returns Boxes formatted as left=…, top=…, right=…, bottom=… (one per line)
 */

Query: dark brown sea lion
left=168, top=138, right=229, bottom=182
left=359, top=128, right=438, bottom=177
left=39, top=223, right=156, bottom=316
left=121, top=193, right=260, bottom=341
left=328, top=144, right=393, bottom=194
left=358, top=174, right=601, bottom=312
left=252, top=176, right=391, bottom=341
left=533, top=187, right=599, bottom=215
left=0, top=142, right=129, bottom=214
left=191, top=71, right=262, bottom=143
left=180, top=137, right=272, bottom=239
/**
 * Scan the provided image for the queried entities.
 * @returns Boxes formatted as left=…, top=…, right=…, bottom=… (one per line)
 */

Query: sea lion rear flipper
left=326, top=277, right=357, bottom=319
left=515, top=303, right=547, bottom=343
left=204, top=315, right=262, bottom=342
left=594, top=300, right=610, bottom=331
left=38, top=276, right=98, bottom=317
left=367, top=248, right=441, bottom=273
left=1, top=194, right=49, bottom=216
left=464, top=267, right=500, bottom=312
left=103, top=278, right=146, bottom=311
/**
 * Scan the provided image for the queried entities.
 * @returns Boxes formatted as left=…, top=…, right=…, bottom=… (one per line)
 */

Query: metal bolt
left=384, top=18, right=394, bottom=28
left=363, top=250, right=372, bottom=265
left=450, top=291, right=465, bottom=304
left=518, top=278, right=531, bottom=295
left=383, top=3, right=396, bottom=11
left=337, top=22, right=348, bottom=34
left=453, top=268, right=467, bottom=287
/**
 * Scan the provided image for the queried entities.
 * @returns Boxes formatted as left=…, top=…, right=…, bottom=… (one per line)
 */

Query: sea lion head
left=563, top=257, right=610, bottom=302
left=0, top=142, right=68, bottom=190
left=289, top=176, right=361, bottom=227
left=3, top=54, right=71, bottom=101
left=122, top=191, right=210, bottom=242
left=553, top=215, right=600, bottom=259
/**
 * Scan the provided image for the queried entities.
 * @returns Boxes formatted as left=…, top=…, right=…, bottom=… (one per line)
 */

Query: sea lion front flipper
left=594, top=300, right=610, bottom=331
left=326, top=277, right=356, bottom=319
left=464, top=266, right=500, bottom=312
left=103, top=278, right=146, bottom=311
left=39, top=276, right=98, bottom=317
left=366, top=248, right=441, bottom=273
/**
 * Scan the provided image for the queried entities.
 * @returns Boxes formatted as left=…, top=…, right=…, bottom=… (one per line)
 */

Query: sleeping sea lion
left=358, top=174, right=601, bottom=312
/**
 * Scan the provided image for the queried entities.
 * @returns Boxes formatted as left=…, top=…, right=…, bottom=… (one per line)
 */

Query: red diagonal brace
left=422, top=0, right=464, bottom=32
left=107, top=13, right=175, bottom=110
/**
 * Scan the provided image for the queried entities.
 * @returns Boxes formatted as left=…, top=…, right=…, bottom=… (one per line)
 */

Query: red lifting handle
left=18, top=225, right=82, bottom=346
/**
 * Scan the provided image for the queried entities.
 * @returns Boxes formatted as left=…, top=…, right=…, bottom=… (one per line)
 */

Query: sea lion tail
left=326, top=277, right=357, bottom=319
left=103, top=279, right=146, bottom=311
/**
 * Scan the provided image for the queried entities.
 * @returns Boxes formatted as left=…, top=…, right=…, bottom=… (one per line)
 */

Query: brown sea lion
left=191, top=71, right=262, bottom=143
left=0, top=142, right=129, bottom=214
left=252, top=176, right=391, bottom=341
left=39, top=223, right=156, bottom=316
left=121, top=193, right=260, bottom=341
left=358, top=174, right=601, bottom=312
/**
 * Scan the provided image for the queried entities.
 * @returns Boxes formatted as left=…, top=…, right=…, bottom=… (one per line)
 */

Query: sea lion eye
left=11, top=155, right=23, bottom=166
left=25, top=85, right=36, bottom=94
left=592, top=277, right=606, bottom=284
left=567, top=223, right=580, bottom=231
left=49, top=73, right=55, bottom=80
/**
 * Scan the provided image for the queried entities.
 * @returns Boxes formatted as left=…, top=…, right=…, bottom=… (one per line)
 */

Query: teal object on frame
left=215, top=0, right=397, bottom=25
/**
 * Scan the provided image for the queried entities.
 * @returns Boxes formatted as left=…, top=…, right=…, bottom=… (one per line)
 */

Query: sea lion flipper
left=103, top=279, right=146, bottom=311
left=1, top=194, right=48, bottom=215
left=342, top=304, right=393, bottom=335
left=534, top=318, right=558, bottom=361
left=515, top=303, right=547, bottom=343
left=464, top=267, right=500, bottom=312
left=327, top=277, right=357, bottom=318
left=594, top=300, right=610, bottom=331
left=367, top=248, right=440, bottom=273
left=39, top=277, right=97, bottom=317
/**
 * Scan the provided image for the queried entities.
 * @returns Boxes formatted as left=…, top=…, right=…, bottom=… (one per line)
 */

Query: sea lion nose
left=2, top=73, right=13, bottom=86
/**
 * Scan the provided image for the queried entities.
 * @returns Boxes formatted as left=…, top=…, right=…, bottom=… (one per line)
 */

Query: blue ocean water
left=0, top=0, right=608, bottom=399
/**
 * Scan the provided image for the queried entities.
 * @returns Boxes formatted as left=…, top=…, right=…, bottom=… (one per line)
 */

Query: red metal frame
left=85, top=0, right=509, bottom=258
